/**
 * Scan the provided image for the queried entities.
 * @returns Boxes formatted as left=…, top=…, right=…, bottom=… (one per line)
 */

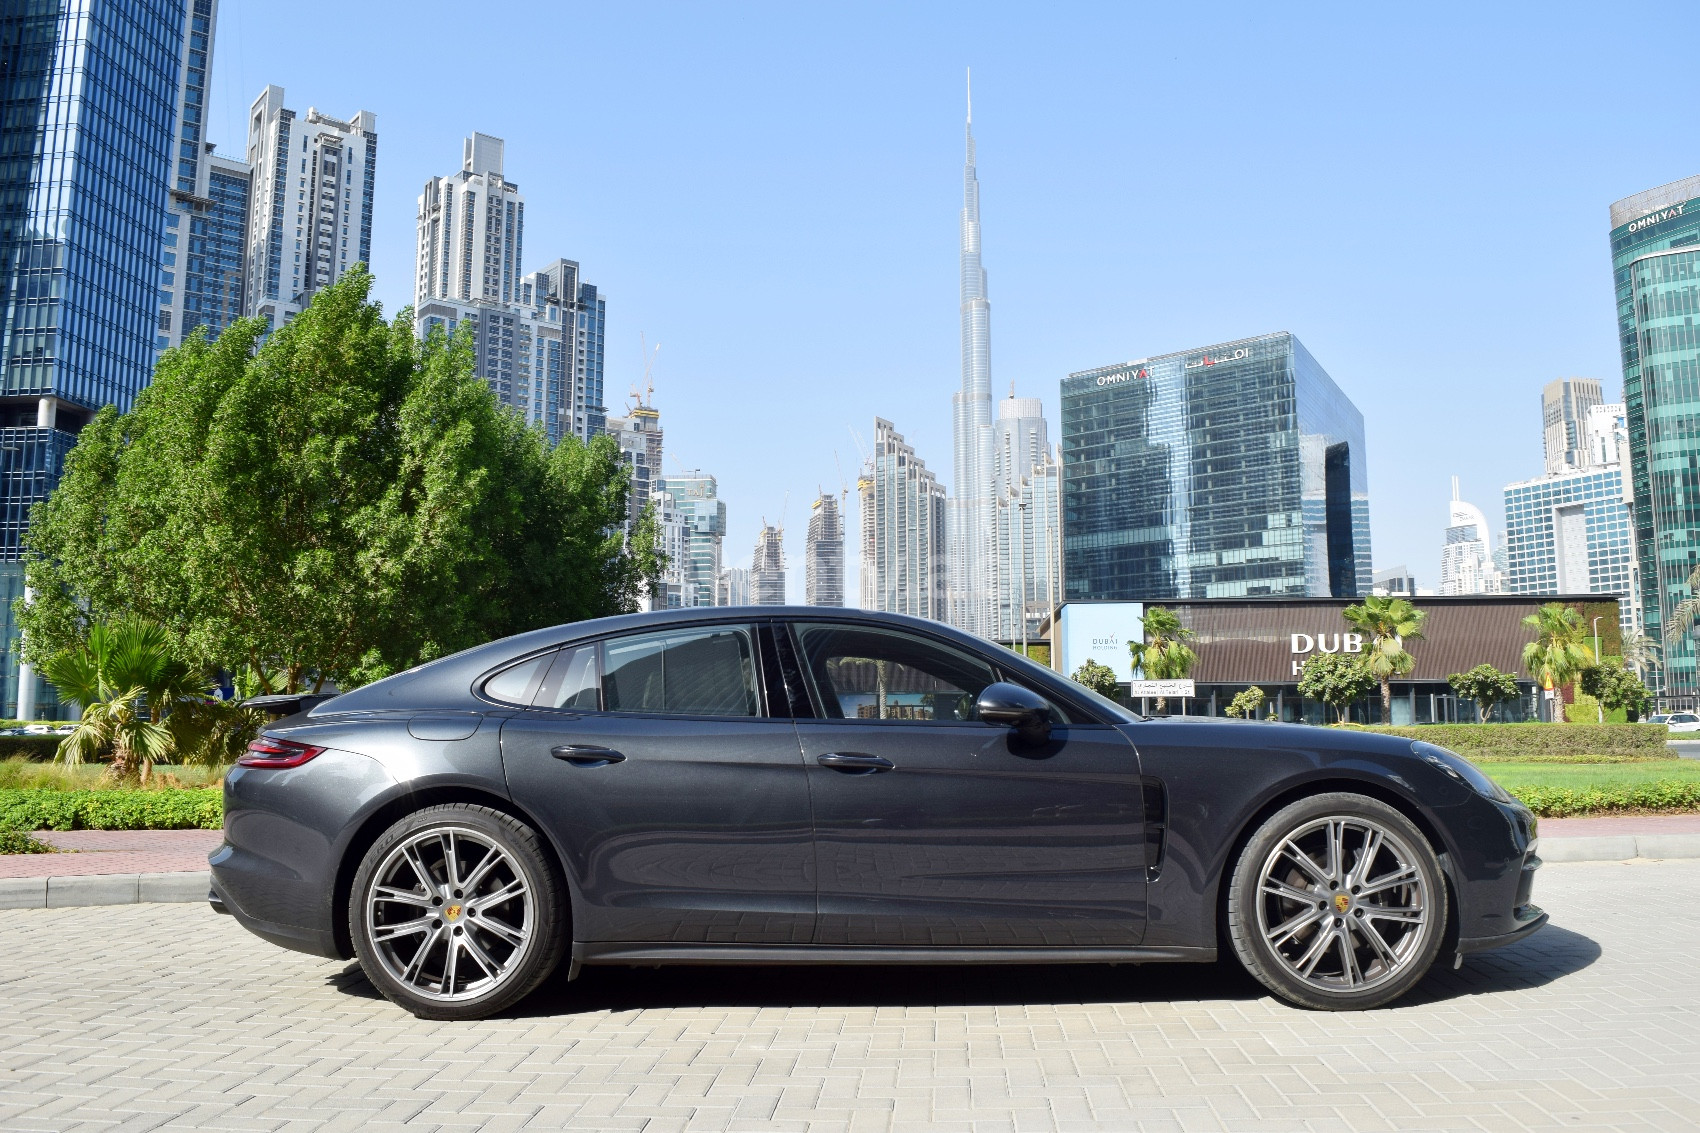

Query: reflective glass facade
left=1610, top=177, right=1700, bottom=696
left=1502, top=467, right=1636, bottom=640
left=0, top=0, right=188, bottom=713
left=658, top=471, right=726, bottom=608
left=1062, top=332, right=1371, bottom=601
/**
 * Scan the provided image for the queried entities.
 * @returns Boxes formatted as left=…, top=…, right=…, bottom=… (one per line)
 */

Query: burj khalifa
left=949, top=72, right=995, bottom=636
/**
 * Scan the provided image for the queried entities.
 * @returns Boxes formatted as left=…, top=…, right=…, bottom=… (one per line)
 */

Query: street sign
left=1128, top=679, right=1195, bottom=699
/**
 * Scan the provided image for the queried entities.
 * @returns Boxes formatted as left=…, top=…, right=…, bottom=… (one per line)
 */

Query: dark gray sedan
left=211, top=607, right=1545, bottom=1019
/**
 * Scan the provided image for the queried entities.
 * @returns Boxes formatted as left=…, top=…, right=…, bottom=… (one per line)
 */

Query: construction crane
left=627, top=333, right=659, bottom=412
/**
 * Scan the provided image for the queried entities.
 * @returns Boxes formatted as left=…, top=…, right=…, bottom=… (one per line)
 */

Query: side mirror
left=976, top=681, right=1053, bottom=744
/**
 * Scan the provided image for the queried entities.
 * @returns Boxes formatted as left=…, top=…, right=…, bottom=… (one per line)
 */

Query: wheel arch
left=330, top=784, right=572, bottom=960
left=1209, top=774, right=1461, bottom=960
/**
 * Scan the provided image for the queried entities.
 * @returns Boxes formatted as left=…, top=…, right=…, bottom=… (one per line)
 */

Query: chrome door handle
left=551, top=745, right=626, bottom=767
left=816, top=751, right=895, bottom=774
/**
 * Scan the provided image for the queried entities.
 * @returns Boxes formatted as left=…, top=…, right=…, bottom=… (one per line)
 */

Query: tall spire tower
left=949, top=69, right=996, bottom=635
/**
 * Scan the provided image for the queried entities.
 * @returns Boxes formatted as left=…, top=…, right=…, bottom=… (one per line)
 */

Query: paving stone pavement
left=0, top=859, right=1695, bottom=1133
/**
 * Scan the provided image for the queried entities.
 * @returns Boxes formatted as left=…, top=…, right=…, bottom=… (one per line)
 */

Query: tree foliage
left=1341, top=595, right=1425, bottom=725
left=1070, top=659, right=1121, bottom=700
left=17, top=269, right=658, bottom=694
left=1580, top=656, right=1653, bottom=720
left=1447, top=664, right=1522, bottom=724
left=1522, top=603, right=1595, bottom=720
left=1297, top=653, right=1376, bottom=724
left=1224, top=686, right=1266, bottom=719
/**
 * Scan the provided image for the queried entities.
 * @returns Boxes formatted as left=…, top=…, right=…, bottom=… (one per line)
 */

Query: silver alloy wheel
left=363, top=825, right=534, bottom=1002
left=1254, top=816, right=1431, bottom=994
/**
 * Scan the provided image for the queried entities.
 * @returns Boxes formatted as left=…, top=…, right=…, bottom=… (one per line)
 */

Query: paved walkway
left=0, top=859, right=1693, bottom=1131
left=0, top=829, right=219, bottom=878
left=1538, top=813, right=1700, bottom=836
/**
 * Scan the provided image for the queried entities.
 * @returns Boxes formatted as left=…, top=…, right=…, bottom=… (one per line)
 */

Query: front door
left=786, top=620, right=1148, bottom=948
left=499, top=622, right=814, bottom=944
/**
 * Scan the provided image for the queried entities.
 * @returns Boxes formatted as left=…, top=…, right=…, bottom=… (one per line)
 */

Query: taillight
left=237, top=736, right=326, bottom=768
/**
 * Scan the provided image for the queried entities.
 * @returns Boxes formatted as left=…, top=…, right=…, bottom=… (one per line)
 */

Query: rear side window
left=602, top=625, right=760, bottom=717
left=482, top=652, right=555, bottom=706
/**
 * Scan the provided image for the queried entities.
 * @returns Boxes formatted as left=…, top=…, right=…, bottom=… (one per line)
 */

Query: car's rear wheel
left=350, top=804, right=566, bottom=1020
left=1226, top=792, right=1445, bottom=1010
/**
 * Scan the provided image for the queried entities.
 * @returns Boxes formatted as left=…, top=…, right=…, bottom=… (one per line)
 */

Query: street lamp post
left=1592, top=615, right=1604, bottom=723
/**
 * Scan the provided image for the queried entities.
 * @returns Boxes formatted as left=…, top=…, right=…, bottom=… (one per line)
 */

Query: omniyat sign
left=1625, top=201, right=1689, bottom=235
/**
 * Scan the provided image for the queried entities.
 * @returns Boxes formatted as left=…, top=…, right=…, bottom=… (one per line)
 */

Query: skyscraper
left=947, top=74, right=995, bottom=637
left=1542, top=379, right=1605, bottom=476
left=414, top=136, right=606, bottom=445
left=156, top=1, right=252, bottom=353
left=1438, top=478, right=1502, bottom=595
left=862, top=418, right=948, bottom=619
left=1, top=0, right=196, bottom=715
left=1062, top=333, right=1372, bottom=601
left=717, top=567, right=750, bottom=607
left=1609, top=175, right=1700, bottom=695
left=805, top=493, right=845, bottom=606
left=750, top=526, right=786, bottom=606
left=243, top=87, right=376, bottom=329
left=995, top=451, right=1060, bottom=643
left=658, top=470, right=727, bottom=608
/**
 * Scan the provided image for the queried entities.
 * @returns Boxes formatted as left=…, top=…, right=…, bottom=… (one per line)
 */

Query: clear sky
left=204, top=0, right=1700, bottom=602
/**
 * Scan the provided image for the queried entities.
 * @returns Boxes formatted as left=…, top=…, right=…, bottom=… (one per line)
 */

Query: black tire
left=349, top=804, right=567, bottom=1020
left=1226, top=792, right=1446, bottom=1010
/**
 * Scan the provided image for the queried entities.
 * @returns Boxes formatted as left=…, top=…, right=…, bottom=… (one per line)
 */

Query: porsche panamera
left=210, top=607, right=1545, bottom=1020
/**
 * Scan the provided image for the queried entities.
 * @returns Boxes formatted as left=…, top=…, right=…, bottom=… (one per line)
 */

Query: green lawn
left=1483, top=760, right=1700, bottom=792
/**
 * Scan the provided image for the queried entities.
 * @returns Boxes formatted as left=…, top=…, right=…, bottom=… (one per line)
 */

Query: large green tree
left=1446, top=664, right=1520, bottom=724
left=1580, top=656, right=1653, bottom=721
left=17, top=269, right=659, bottom=695
left=1342, top=595, right=1426, bottom=724
left=1297, top=653, right=1376, bottom=724
left=1522, top=603, right=1595, bottom=722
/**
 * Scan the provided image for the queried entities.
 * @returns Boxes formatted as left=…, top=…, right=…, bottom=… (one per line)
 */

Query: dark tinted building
left=1062, top=332, right=1371, bottom=603
left=1, top=0, right=191, bottom=713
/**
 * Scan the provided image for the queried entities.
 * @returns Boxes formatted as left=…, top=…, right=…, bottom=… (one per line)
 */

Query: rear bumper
left=209, top=845, right=343, bottom=959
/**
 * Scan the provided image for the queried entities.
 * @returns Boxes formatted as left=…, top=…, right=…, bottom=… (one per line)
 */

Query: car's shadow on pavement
left=323, top=922, right=1600, bottom=1017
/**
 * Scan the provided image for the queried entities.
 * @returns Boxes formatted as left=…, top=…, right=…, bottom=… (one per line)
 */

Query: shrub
left=1510, top=780, right=1700, bottom=817
left=1349, top=724, right=1671, bottom=762
left=1225, top=686, right=1266, bottom=719
left=0, top=828, right=56, bottom=853
left=1564, top=693, right=1603, bottom=724
left=1070, top=660, right=1121, bottom=700
left=0, top=788, right=222, bottom=831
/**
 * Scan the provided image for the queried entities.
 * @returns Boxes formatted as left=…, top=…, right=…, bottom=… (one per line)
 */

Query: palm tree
left=1666, top=564, right=1700, bottom=650
left=1128, top=605, right=1197, bottom=714
left=1622, top=631, right=1661, bottom=683
left=43, top=617, right=212, bottom=778
left=60, top=685, right=173, bottom=782
left=1522, top=602, right=1596, bottom=723
left=1341, top=595, right=1426, bottom=724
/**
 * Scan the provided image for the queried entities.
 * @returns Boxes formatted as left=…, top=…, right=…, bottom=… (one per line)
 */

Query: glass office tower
left=1062, top=331, right=1372, bottom=601
left=0, top=0, right=189, bottom=713
left=1610, top=176, right=1700, bottom=697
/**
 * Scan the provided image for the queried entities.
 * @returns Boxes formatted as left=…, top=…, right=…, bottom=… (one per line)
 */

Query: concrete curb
left=0, top=870, right=209, bottom=910
left=1540, top=834, right=1700, bottom=863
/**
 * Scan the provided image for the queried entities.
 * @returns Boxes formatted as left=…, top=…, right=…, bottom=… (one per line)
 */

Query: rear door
left=784, top=620, right=1148, bottom=948
left=498, top=622, right=814, bottom=944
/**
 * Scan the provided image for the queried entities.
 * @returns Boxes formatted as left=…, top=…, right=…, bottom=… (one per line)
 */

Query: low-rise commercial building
left=1045, top=595, right=1622, bottom=724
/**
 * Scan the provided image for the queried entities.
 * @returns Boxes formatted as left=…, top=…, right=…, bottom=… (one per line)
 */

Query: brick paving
left=1538, top=813, right=1700, bottom=837
left=0, top=829, right=220, bottom=878
left=0, top=859, right=1695, bottom=1131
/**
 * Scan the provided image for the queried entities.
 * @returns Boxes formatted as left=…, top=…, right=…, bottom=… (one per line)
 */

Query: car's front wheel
left=350, top=804, right=567, bottom=1020
left=1226, top=792, right=1446, bottom=1010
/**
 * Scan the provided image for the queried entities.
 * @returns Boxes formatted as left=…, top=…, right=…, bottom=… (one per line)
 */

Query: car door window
left=602, top=625, right=761, bottom=717
left=792, top=623, right=998, bottom=722
left=534, top=643, right=599, bottom=710
left=482, top=651, right=556, bottom=706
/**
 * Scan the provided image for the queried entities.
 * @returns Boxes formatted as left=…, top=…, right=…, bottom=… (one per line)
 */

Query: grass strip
left=1350, top=724, right=1673, bottom=763
left=1484, top=760, right=1700, bottom=817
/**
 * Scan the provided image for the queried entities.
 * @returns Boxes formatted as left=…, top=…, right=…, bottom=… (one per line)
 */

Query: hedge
left=0, top=736, right=66, bottom=762
left=0, top=788, right=222, bottom=831
left=1510, top=780, right=1700, bottom=818
left=1349, top=724, right=1672, bottom=763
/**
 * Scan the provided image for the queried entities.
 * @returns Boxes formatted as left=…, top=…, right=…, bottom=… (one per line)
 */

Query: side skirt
left=569, top=941, right=1216, bottom=977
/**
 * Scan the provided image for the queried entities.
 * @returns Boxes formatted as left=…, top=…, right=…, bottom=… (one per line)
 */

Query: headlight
left=1411, top=741, right=1514, bottom=804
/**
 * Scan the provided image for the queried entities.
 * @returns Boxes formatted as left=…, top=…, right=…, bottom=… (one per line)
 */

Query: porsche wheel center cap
left=1332, top=893, right=1351, bottom=915
left=444, top=904, right=462, bottom=922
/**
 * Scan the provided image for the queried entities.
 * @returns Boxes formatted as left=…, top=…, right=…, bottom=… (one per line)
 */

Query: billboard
left=1056, top=602, right=1144, bottom=683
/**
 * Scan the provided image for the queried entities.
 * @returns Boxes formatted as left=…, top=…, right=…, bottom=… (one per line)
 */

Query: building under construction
left=750, top=525, right=787, bottom=605
left=805, top=493, right=845, bottom=606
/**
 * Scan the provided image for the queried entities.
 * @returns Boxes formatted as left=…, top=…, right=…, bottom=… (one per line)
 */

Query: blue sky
left=205, top=1, right=1699, bottom=601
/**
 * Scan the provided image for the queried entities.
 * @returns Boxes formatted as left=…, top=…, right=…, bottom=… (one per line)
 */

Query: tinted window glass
left=482, top=652, right=553, bottom=706
left=603, top=626, right=760, bottom=717
left=794, top=623, right=997, bottom=722
left=535, top=643, right=599, bottom=710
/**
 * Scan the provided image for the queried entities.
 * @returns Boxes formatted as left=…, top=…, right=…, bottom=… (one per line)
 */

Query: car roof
left=314, top=606, right=1048, bottom=716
